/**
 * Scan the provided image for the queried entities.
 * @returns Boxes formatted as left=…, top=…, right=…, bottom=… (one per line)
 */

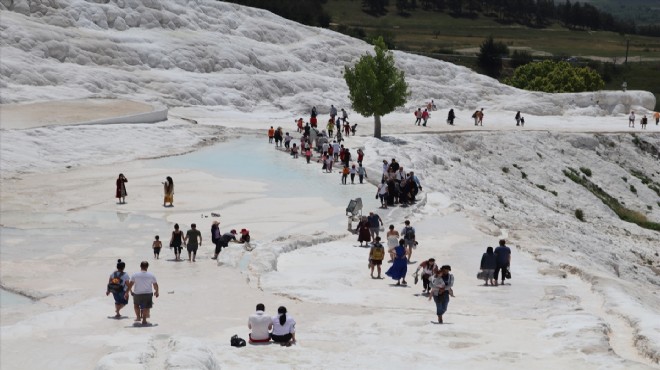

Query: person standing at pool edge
left=116, top=173, right=127, bottom=204
left=163, top=176, right=174, bottom=207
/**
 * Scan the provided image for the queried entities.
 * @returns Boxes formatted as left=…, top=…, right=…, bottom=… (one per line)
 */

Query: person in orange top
left=654, top=111, right=660, bottom=125
left=268, top=126, right=275, bottom=143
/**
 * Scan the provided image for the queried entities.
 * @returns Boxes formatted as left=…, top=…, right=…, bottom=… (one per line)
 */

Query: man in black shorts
left=128, top=261, right=159, bottom=325
left=184, top=223, right=202, bottom=262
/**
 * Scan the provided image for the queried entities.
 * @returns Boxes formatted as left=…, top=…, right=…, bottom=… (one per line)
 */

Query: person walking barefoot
left=368, top=237, right=385, bottom=278
left=106, top=259, right=129, bottom=318
left=152, top=236, right=162, bottom=259
left=428, top=265, right=454, bottom=324
left=128, top=261, right=159, bottom=326
left=385, top=239, right=408, bottom=285
left=169, top=223, right=184, bottom=261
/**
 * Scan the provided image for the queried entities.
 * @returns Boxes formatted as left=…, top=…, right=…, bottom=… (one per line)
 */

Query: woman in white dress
left=386, top=225, right=399, bottom=262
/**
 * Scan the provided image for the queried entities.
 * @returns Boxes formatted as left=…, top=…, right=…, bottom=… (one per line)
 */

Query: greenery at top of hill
left=579, top=0, right=660, bottom=27
left=222, top=0, right=331, bottom=28
left=506, top=60, right=605, bottom=92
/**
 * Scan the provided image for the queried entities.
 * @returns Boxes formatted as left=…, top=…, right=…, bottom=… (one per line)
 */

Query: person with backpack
left=106, top=259, right=129, bottom=318
left=414, top=108, right=422, bottom=125
left=368, top=237, right=385, bottom=279
left=401, top=220, right=417, bottom=261
left=515, top=111, right=521, bottom=126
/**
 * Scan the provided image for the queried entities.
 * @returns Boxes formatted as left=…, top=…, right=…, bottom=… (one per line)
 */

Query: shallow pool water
left=155, top=137, right=381, bottom=204
left=0, top=288, right=33, bottom=307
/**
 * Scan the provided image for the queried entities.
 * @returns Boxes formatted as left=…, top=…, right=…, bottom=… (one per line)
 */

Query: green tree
left=344, top=37, right=409, bottom=138
left=477, top=36, right=509, bottom=78
left=505, top=60, right=605, bottom=93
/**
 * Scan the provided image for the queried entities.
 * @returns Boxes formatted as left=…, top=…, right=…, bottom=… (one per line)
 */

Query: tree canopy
left=477, top=36, right=509, bottom=78
left=505, top=60, right=605, bottom=93
left=344, top=37, right=409, bottom=138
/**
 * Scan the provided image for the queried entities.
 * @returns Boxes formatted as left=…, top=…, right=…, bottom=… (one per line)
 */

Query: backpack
left=230, top=334, right=246, bottom=347
left=472, top=112, right=477, bottom=118
left=371, top=246, right=385, bottom=260
left=404, top=226, right=415, bottom=240
left=107, top=272, right=125, bottom=293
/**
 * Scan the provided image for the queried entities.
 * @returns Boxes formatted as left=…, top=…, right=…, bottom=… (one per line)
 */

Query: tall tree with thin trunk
left=343, top=37, right=409, bottom=139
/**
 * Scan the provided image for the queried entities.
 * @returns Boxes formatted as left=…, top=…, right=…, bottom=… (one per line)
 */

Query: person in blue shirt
left=367, top=212, right=383, bottom=240
left=494, top=239, right=512, bottom=286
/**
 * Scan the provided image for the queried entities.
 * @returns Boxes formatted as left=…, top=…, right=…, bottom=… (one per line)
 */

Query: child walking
left=152, top=236, right=162, bottom=259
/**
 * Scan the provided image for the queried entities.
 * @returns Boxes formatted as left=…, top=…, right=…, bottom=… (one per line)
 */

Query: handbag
left=505, top=267, right=511, bottom=279
left=230, top=334, right=246, bottom=347
left=476, top=271, right=485, bottom=280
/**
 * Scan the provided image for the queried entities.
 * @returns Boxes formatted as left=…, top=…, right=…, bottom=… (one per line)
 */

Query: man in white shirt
left=128, top=261, right=159, bottom=325
left=248, top=303, right=273, bottom=343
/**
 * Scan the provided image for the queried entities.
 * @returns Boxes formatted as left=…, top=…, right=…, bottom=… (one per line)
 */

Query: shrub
left=536, top=184, right=546, bottom=190
left=550, top=190, right=558, bottom=196
left=521, top=172, right=527, bottom=179
left=575, top=209, right=585, bottom=222
left=630, top=185, right=637, bottom=194
left=502, top=166, right=510, bottom=173
left=579, top=167, right=592, bottom=177
left=505, top=60, right=605, bottom=93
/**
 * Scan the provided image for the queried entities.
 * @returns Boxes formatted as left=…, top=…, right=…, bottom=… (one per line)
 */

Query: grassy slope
left=325, top=0, right=660, bottom=110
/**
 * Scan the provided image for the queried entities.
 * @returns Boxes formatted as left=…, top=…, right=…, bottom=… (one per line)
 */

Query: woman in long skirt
left=116, top=174, right=127, bottom=204
left=163, top=176, right=174, bottom=207
left=385, top=239, right=408, bottom=285
left=357, top=217, right=371, bottom=247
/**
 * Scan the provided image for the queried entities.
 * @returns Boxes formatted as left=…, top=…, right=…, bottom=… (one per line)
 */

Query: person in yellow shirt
left=653, top=111, right=660, bottom=125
